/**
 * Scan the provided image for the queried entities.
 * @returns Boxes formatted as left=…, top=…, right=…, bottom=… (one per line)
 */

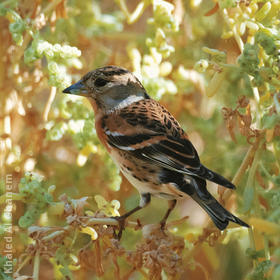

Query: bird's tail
left=192, top=194, right=249, bottom=230
left=193, top=164, right=236, bottom=189
left=187, top=177, right=249, bottom=230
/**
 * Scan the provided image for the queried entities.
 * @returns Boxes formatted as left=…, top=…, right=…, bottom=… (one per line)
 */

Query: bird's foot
left=112, top=216, right=127, bottom=240
left=159, top=220, right=168, bottom=236
left=160, top=220, right=166, bottom=231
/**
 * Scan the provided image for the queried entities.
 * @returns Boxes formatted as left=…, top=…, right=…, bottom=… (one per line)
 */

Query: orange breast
left=88, top=99, right=111, bottom=152
left=95, top=114, right=111, bottom=151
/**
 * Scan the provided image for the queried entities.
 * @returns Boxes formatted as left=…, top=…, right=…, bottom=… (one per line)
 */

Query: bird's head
left=63, top=66, right=149, bottom=113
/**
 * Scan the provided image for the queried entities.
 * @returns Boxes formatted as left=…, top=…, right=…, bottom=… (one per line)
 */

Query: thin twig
left=138, top=268, right=150, bottom=279
left=87, top=216, right=190, bottom=229
left=122, top=267, right=136, bottom=280
left=1, top=0, right=18, bottom=6
left=33, top=251, right=40, bottom=280
left=43, top=86, right=57, bottom=122
left=87, top=217, right=138, bottom=227
left=41, top=0, right=63, bottom=14
left=95, top=240, right=104, bottom=276
left=116, top=0, right=149, bottom=24
left=193, top=261, right=209, bottom=280
left=11, top=32, right=32, bottom=65
left=166, top=216, right=189, bottom=228
left=14, top=255, right=32, bottom=277
left=222, top=9, right=244, bottom=52
left=248, top=227, right=257, bottom=268
left=223, top=133, right=264, bottom=203
left=263, top=233, right=270, bottom=260
left=12, top=0, right=63, bottom=64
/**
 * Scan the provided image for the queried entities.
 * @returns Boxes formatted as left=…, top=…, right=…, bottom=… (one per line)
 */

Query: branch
left=222, top=9, right=244, bottom=52
left=33, top=251, right=40, bottom=280
left=41, top=0, right=63, bottom=14
left=223, top=132, right=264, bottom=204
left=11, top=32, right=32, bottom=65
left=116, top=0, right=150, bottom=24
left=87, top=217, right=138, bottom=228
left=11, top=0, right=63, bottom=64
left=43, top=86, right=57, bottom=122
left=14, top=255, right=32, bottom=278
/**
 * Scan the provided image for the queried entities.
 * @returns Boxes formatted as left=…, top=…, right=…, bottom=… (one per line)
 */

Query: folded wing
left=104, top=99, right=235, bottom=189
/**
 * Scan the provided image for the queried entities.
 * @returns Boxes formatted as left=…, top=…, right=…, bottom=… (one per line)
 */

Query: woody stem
left=223, top=132, right=264, bottom=203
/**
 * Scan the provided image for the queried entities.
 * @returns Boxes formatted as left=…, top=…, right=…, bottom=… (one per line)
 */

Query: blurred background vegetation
left=0, top=0, right=280, bottom=279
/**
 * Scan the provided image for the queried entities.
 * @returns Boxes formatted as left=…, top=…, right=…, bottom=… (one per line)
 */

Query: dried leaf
left=222, top=107, right=237, bottom=142
left=205, top=3, right=219, bottom=16
left=237, top=96, right=250, bottom=108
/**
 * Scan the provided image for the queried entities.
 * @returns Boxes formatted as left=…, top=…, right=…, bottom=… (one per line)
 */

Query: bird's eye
left=94, top=78, right=108, bottom=87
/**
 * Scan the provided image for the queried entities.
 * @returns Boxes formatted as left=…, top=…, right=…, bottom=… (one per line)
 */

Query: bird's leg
left=113, top=193, right=151, bottom=239
left=160, top=199, right=177, bottom=230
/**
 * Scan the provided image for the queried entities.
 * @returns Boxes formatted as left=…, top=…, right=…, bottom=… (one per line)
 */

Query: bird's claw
left=160, top=221, right=166, bottom=231
left=159, top=220, right=169, bottom=237
left=112, top=216, right=126, bottom=240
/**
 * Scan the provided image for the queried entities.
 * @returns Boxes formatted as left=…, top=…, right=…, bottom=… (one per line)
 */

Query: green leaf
left=256, top=31, right=277, bottom=55
left=246, top=248, right=265, bottom=259
left=262, top=114, right=280, bottom=129
left=46, top=122, right=68, bottom=141
left=218, top=0, right=237, bottom=9
left=248, top=260, right=272, bottom=280
left=242, top=186, right=255, bottom=213
left=272, top=265, right=280, bottom=280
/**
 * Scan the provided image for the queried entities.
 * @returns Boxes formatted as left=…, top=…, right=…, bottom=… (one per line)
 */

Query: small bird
left=63, top=66, right=249, bottom=236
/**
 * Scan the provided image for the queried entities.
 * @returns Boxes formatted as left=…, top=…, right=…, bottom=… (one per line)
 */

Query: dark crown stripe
left=100, top=66, right=129, bottom=76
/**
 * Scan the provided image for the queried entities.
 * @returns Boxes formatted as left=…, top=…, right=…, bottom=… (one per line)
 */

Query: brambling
left=63, top=66, right=249, bottom=236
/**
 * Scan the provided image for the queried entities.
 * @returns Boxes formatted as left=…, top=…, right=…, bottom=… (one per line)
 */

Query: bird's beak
left=62, top=80, right=89, bottom=96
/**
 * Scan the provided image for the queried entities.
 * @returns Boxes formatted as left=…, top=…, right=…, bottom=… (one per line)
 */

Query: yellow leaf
left=250, top=217, right=280, bottom=235
left=94, top=195, right=107, bottom=209
left=185, top=233, right=195, bottom=242
left=48, top=202, right=65, bottom=216
left=206, top=72, right=225, bottom=97
left=80, top=226, right=98, bottom=240
left=266, top=128, right=274, bottom=142
left=259, top=91, right=271, bottom=105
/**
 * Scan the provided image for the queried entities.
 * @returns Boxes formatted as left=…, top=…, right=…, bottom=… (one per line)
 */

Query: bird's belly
left=122, top=169, right=185, bottom=200
left=109, top=149, right=186, bottom=199
left=121, top=168, right=159, bottom=194
left=108, top=150, right=156, bottom=192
